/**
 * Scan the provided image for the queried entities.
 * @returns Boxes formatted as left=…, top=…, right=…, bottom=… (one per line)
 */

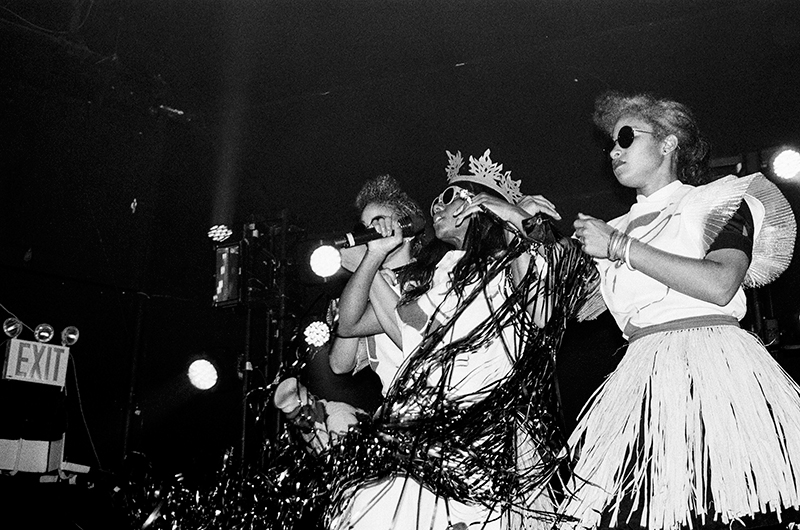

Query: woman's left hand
left=517, top=195, right=561, bottom=221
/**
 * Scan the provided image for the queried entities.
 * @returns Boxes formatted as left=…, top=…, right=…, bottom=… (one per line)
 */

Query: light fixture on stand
left=209, top=210, right=305, bottom=469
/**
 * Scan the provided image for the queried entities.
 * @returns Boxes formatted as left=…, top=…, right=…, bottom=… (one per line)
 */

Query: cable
left=68, top=354, right=104, bottom=471
left=0, top=300, right=35, bottom=334
left=0, top=0, right=95, bottom=35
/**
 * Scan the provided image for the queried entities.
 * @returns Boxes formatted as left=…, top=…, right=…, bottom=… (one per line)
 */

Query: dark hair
left=398, top=181, right=507, bottom=304
left=593, top=90, right=712, bottom=185
left=355, top=174, right=426, bottom=253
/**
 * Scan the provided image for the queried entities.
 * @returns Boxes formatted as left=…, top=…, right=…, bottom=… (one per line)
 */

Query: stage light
left=188, top=358, right=218, bottom=390
left=770, top=147, right=800, bottom=181
left=61, top=326, right=80, bottom=346
left=304, top=321, right=331, bottom=347
left=309, top=245, right=341, bottom=278
left=34, top=323, right=54, bottom=343
left=212, top=242, right=242, bottom=308
left=208, top=224, right=233, bottom=243
left=3, top=318, right=22, bottom=338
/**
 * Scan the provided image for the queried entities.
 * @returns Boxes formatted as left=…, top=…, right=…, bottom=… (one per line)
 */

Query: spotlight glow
left=188, top=359, right=218, bottom=390
left=208, top=224, right=233, bottom=242
left=772, top=148, right=800, bottom=180
left=309, top=245, right=342, bottom=278
left=304, top=321, right=331, bottom=347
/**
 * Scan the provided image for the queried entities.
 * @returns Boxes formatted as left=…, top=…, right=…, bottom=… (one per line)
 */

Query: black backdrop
left=2, top=1, right=800, bottom=486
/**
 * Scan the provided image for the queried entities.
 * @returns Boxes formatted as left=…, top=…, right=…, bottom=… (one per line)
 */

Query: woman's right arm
left=329, top=269, right=402, bottom=374
left=335, top=218, right=404, bottom=341
left=574, top=213, right=749, bottom=305
left=329, top=250, right=386, bottom=374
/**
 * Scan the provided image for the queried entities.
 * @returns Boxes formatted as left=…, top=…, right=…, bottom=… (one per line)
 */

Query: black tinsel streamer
left=120, top=216, right=599, bottom=530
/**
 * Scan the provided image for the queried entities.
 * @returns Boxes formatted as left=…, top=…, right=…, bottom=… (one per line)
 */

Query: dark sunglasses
left=607, top=125, right=655, bottom=151
left=430, top=185, right=473, bottom=216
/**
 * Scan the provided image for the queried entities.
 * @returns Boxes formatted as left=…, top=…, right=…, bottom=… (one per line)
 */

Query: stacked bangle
left=623, top=236, right=635, bottom=271
left=607, top=229, right=625, bottom=261
left=607, top=229, right=636, bottom=270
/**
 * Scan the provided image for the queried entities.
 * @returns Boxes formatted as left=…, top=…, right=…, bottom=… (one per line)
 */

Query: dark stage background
left=1, top=1, right=800, bottom=527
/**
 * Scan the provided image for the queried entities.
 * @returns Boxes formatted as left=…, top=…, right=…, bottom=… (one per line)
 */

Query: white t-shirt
left=596, top=179, right=764, bottom=337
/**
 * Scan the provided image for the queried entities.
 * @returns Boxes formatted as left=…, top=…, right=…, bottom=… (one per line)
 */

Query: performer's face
left=608, top=117, right=665, bottom=192
left=431, top=186, right=470, bottom=249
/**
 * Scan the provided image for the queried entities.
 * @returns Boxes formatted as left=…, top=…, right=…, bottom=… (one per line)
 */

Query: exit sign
left=3, top=338, right=69, bottom=388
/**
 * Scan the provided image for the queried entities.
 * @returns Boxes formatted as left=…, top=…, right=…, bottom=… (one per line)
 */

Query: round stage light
left=3, top=318, right=22, bottom=338
left=771, top=148, right=800, bottom=181
left=208, top=224, right=233, bottom=243
left=61, top=326, right=80, bottom=346
left=304, top=321, right=331, bottom=347
left=309, top=245, right=342, bottom=278
left=34, top=323, right=55, bottom=343
left=188, top=358, right=218, bottom=390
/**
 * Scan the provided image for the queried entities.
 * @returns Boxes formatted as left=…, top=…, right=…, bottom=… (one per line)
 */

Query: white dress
left=330, top=249, right=555, bottom=530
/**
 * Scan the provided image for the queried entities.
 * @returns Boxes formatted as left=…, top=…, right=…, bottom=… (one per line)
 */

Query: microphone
left=329, top=216, right=425, bottom=248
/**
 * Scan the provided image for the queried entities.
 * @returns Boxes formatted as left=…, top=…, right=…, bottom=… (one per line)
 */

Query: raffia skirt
left=559, top=317, right=800, bottom=530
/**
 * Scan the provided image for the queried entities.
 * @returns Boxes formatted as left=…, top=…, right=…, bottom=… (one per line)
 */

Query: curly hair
left=354, top=174, right=427, bottom=253
left=398, top=180, right=508, bottom=305
left=355, top=174, right=424, bottom=222
left=593, top=90, right=712, bottom=185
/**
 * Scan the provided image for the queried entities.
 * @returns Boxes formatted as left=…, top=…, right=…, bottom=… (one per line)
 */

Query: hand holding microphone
left=329, top=215, right=425, bottom=248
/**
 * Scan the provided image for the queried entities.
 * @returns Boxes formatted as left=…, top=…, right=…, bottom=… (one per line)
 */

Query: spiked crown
left=445, top=149, right=523, bottom=204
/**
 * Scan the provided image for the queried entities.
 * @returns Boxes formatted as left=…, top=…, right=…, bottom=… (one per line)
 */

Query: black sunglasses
left=607, top=125, right=655, bottom=151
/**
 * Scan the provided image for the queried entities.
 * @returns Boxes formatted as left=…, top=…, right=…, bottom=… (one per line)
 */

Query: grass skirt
left=560, top=324, right=800, bottom=529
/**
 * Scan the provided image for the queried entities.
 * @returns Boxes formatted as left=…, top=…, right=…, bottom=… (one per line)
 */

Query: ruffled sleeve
left=683, top=173, right=796, bottom=288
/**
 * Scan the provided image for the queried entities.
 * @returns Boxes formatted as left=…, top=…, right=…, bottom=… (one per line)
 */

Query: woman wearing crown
left=325, top=150, right=598, bottom=530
